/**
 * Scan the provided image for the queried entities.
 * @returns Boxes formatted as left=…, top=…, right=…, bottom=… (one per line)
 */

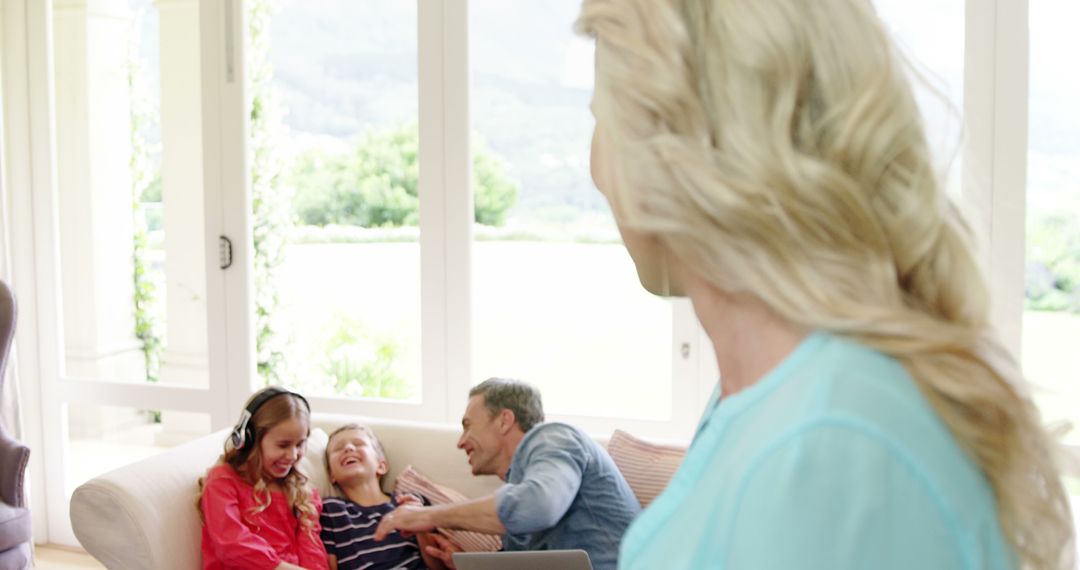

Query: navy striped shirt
left=320, top=496, right=426, bottom=570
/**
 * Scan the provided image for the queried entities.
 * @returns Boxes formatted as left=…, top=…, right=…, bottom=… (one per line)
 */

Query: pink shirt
left=200, top=464, right=329, bottom=570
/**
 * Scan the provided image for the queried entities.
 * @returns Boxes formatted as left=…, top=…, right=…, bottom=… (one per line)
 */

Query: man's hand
left=422, top=533, right=462, bottom=570
left=374, top=504, right=437, bottom=541
left=395, top=492, right=423, bottom=507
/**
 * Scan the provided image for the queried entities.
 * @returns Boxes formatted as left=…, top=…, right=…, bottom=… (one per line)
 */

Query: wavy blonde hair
left=197, top=389, right=320, bottom=543
left=578, top=0, right=1073, bottom=567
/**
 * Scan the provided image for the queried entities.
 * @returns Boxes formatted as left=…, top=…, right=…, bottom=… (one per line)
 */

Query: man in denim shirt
left=373, top=378, right=640, bottom=570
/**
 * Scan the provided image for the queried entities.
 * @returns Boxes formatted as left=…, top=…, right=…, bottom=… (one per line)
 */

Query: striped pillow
left=393, top=465, right=503, bottom=552
left=606, top=429, right=687, bottom=508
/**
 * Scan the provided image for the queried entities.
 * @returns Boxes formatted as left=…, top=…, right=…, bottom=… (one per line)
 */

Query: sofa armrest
left=70, top=428, right=228, bottom=570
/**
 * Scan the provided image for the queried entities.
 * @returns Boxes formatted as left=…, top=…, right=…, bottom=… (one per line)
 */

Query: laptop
left=452, top=549, right=593, bottom=570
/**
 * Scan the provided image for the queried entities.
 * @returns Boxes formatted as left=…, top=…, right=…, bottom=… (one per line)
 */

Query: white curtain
left=0, top=154, right=24, bottom=440
left=1, top=362, right=21, bottom=440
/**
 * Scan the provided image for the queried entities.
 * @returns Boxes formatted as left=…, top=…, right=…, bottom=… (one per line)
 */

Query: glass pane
left=264, top=0, right=421, bottom=400
left=51, top=0, right=208, bottom=388
left=130, top=0, right=166, bottom=380
left=1024, top=0, right=1080, bottom=445
left=873, top=0, right=965, bottom=195
left=469, top=0, right=672, bottom=420
left=66, top=403, right=210, bottom=497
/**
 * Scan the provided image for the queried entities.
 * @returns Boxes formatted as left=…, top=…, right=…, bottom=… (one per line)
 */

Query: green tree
left=473, top=149, right=518, bottom=226
left=291, top=125, right=518, bottom=228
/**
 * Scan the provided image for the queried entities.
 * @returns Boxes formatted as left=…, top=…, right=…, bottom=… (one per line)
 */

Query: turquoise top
left=618, top=332, right=1014, bottom=569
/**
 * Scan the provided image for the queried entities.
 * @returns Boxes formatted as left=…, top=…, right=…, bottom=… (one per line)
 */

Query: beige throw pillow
left=607, top=429, right=687, bottom=508
left=394, top=465, right=503, bottom=552
left=299, top=428, right=333, bottom=498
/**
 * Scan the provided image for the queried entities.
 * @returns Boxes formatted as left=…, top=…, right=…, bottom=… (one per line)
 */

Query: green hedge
left=291, top=125, right=519, bottom=228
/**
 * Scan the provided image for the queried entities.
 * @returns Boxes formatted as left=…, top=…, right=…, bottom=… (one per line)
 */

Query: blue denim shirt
left=495, top=422, right=641, bottom=570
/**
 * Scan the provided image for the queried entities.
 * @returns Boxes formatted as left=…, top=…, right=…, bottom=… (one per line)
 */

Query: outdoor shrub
left=321, top=315, right=414, bottom=400
left=1026, top=212, right=1080, bottom=312
left=291, top=124, right=518, bottom=228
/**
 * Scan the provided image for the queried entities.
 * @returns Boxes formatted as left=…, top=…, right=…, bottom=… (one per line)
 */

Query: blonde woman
left=577, top=0, right=1073, bottom=568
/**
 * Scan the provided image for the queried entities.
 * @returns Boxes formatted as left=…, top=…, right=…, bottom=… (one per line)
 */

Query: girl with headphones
left=197, top=386, right=328, bottom=570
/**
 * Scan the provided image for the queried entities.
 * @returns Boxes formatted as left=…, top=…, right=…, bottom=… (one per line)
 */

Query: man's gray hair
left=469, top=377, right=545, bottom=433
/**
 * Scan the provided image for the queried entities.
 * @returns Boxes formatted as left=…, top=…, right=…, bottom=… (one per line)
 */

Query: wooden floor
left=32, top=545, right=105, bottom=569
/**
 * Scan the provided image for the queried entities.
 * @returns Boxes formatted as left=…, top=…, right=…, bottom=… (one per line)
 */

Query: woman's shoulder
left=728, top=414, right=1002, bottom=562
left=725, top=335, right=995, bottom=509
left=793, top=334, right=941, bottom=434
left=749, top=360, right=999, bottom=524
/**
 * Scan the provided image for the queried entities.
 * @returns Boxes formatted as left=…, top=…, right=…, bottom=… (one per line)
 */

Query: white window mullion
left=4, top=0, right=74, bottom=545
left=2, top=0, right=38, bottom=542
left=419, top=0, right=451, bottom=422
left=54, top=380, right=215, bottom=412
left=442, top=0, right=472, bottom=421
left=1, top=0, right=46, bottom=541
left=420, top=0, right=471, bottom=424
left=963, top=0, right=1029, bottom=358
left=671, top=299, right=703, bottom=439
left=200, top=0, right=254, bottom=427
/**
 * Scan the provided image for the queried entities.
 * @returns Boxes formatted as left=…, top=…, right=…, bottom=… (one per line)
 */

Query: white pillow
left=300, top=427, right=333, bottom=498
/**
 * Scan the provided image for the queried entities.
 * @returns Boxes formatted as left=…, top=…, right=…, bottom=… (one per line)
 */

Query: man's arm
left=372, top=495, right=506, bottom=540
left=494, top=427, right=586, bottom=535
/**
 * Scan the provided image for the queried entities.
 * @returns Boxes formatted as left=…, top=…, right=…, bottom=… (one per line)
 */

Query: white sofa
left=69, top=414, right=654, bottom=570
left=70, top=414, right=517, bottom=570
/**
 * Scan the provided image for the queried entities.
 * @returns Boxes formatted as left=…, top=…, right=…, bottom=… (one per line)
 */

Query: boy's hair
left=196, top=387, right=319, bottom=541
left=325, top=423, right=389, bottom=494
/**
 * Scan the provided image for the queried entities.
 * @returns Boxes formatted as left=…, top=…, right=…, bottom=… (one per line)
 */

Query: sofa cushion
left=606, top=429, right=686, bottom=508
left=300, top=427, right=332, bottom=497
left=312, top=415, right=503, bottom=500
left=0, top=502, right=30, bottom=551
left=394, top=465, right=502, bottom=552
